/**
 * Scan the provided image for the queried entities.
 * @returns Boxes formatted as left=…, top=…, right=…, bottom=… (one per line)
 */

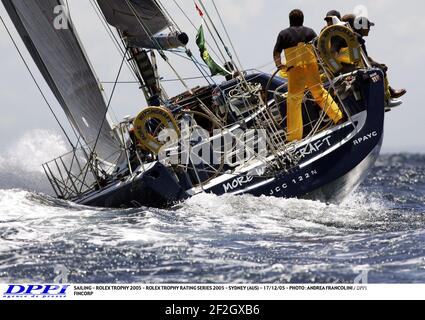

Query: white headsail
left=2, top=0, right=121, bottom=163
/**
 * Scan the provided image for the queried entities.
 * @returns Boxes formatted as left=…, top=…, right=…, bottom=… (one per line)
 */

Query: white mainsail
left=2, top=0, right=121, bottom=162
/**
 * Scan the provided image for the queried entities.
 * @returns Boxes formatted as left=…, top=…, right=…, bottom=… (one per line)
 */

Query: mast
left=96, top=0, right=189, bottom=105
left=128, top=47, right=162, bottom=106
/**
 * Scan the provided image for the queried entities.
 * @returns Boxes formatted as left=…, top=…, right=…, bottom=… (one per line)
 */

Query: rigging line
left=125, top=0, right=209, bottom=88
left=155, top=0, right=181, bottom=33
left=168, top=49, right=208, bottom=69
left=123, top=0, right=174, bottom=100
left=122, top=0, right=188, bottom=103
left=124, top=0, right=222, bottom=125
left=83, top=0, right=122, bottom=125
left=89, top=0, right=140, bottom=83
left=123, top=0, right=183, bottom=81
left=171, top=0, right=225, bottom=64
left=197, top=0, right=250, bottom=88
left=66, top=1, right=116, bottom=128
left=164, top=52, right=223, bottom=124
left=90, top=48, right=128, bottom=158
left=0, top=14, right=76, bottom=149
left=65, top=0, right=70, bottom=16
left=89, top=0, right=125, bottom=56
left=251, top=60, right=276, bottom=72
left=166, top=50, right=223, bottom=125
left=170, top=49, right=216, bottom=85
left=198, top=14, right=228, bottom=65
left=123, top=0, right=177, bottom=78
left=65, top=0, right=75, bottom=27
left=101, top=76, right=211, bottom=84
left=124, top=0, right=163, bottom=50
left=197, top=0, right=232, bottom=65
left=91, top=0, right=151, bottom=114
left=168, top=46, right=220, bottom=87
left=183, top=50, right=213, bottom=86
left=167, top=47, right=218, bottom=86
left=210, top=0, right=243, bottom=70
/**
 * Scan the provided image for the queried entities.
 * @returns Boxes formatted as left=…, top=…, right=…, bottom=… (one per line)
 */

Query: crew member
left=273, top=9, right=343, bottom=142
left=324, top=10, right=342, bottom=27
left=323, top=10, right=347, bottom=52
left=321, top=10, right=350, bottom=76
left=342, top=14, right=406, bottom=100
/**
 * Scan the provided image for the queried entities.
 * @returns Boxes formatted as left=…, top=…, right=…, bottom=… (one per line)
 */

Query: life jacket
left=284, top=43, right=317, bottom=69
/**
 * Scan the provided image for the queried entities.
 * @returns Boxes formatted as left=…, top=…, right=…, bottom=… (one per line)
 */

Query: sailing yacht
left=1, top=0, right=395, bottom=208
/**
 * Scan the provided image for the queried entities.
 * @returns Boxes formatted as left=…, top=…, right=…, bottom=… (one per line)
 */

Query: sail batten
left=2, top=0, right=120, bottom=162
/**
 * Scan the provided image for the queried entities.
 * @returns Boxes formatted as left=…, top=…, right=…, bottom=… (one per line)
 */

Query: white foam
left=176, top=191, right=389, bottom=239
left=0, top=129, right=68, bottom=192
left=0, top=189, right=104, bottom=254
left=0, top=129, right=68, bottom=173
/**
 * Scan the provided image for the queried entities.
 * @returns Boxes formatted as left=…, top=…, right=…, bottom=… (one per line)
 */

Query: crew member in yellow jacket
left=273, top=9, right=343, bottom=142
left=341, top=14, right=406, bottom=101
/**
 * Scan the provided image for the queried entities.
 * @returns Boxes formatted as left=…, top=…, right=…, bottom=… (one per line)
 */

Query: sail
left=2, top=0, right=120, bottom=162
left=97, top=0, right=188, bottom=49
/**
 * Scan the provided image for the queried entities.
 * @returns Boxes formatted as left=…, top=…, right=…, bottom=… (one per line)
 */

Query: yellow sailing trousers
left=384, top=76, right=391, bottom=101
left=286, top=62, right=343, bottom=142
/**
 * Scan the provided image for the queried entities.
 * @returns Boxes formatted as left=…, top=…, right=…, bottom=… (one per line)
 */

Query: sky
left=0, top=0, right=424, bottom=157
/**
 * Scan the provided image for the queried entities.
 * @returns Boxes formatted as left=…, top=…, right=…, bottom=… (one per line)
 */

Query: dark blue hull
left=77, top=69, right=385, bottom=208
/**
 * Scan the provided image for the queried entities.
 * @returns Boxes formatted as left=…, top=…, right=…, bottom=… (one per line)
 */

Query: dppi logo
left=3, top=285, right=69, bottom=299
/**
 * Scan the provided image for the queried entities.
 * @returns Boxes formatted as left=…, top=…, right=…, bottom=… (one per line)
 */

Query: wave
left=1, top=154, right=424, bottom=284
left=0, top=187, right=391, bottom=242
left=0, top=184, right=424, bottom=283
left=0, top=179, right=419, bottom=236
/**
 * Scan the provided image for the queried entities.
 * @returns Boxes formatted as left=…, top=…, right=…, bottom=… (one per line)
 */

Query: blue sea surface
left=0, top=154, right=424, bottom=284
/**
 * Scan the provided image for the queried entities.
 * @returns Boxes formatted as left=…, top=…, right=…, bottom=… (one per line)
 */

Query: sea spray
left=0, top=129, right=67, bottom=193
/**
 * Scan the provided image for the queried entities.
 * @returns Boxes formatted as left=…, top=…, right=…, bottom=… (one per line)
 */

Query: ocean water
left=0, top=131, right=424, bottom=284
